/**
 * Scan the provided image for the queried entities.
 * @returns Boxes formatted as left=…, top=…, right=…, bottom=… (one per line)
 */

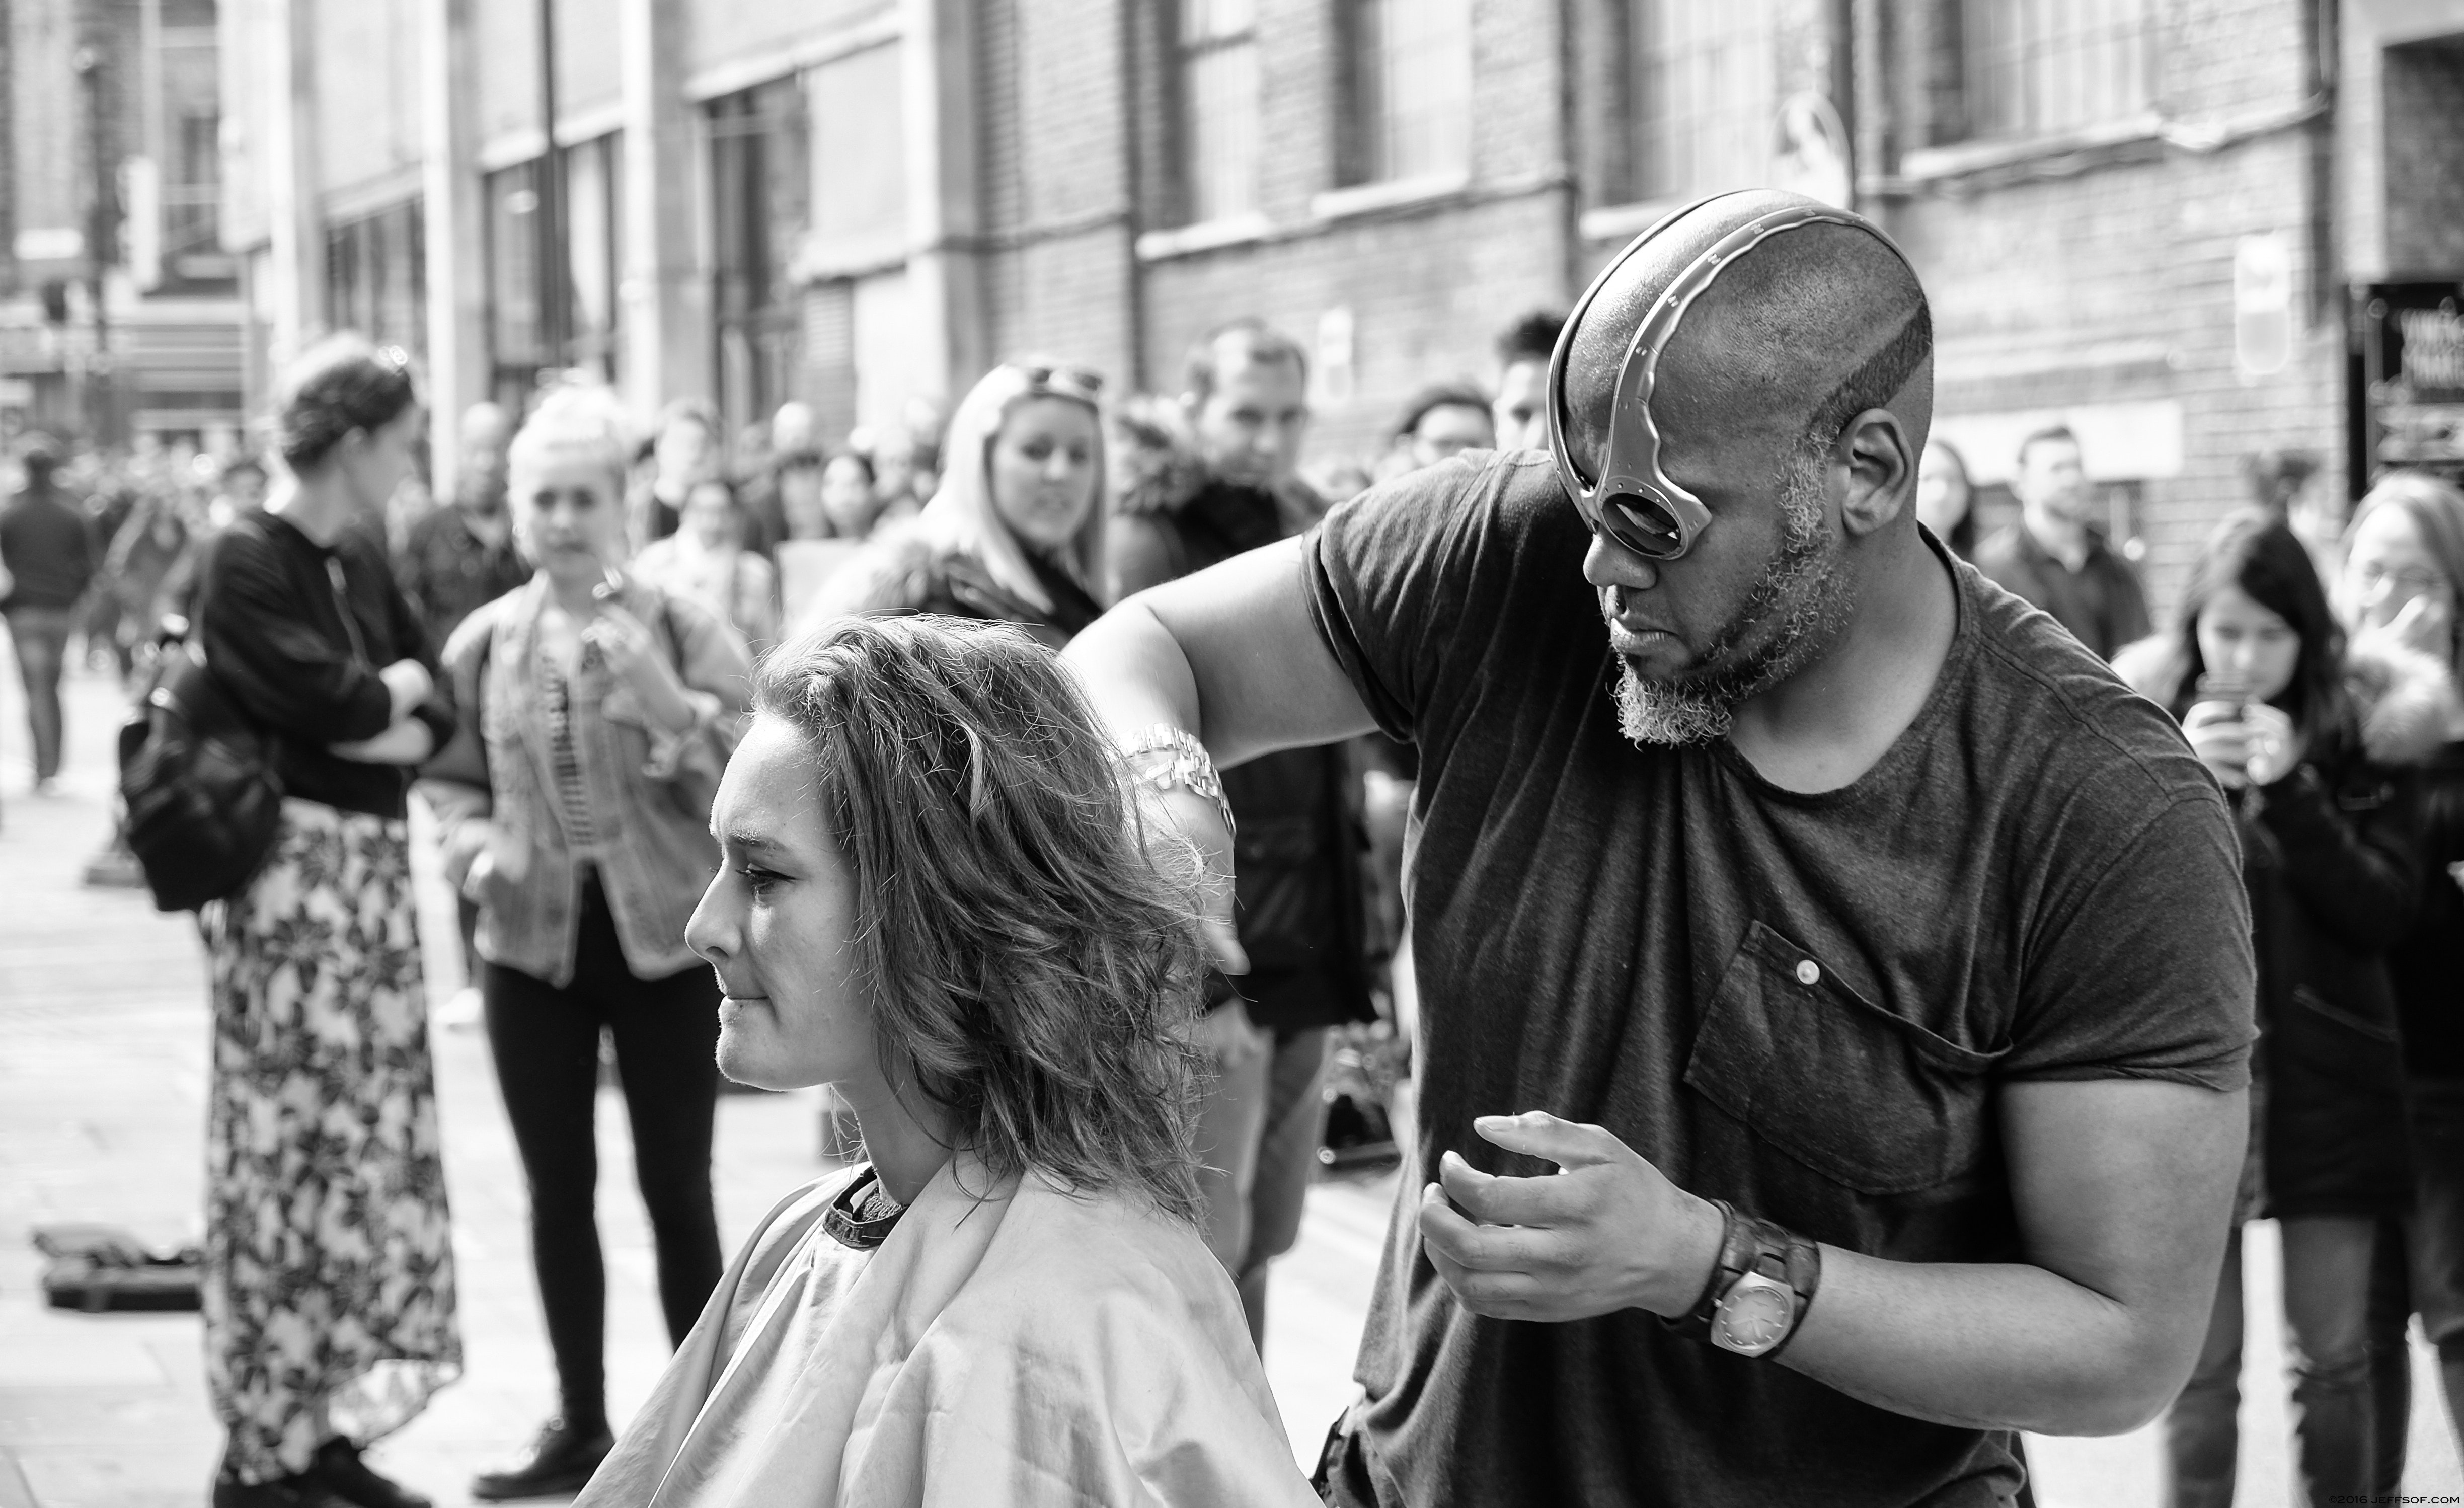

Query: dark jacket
left=1974, top=520, right=2150, bottom=660
left=1113, top=463, right=1375, bottom=1034
left=395, top=503, right=532, bottom=652
left=2118, top=633, right=2455, bottom=1218
left=0, top=477, right=99, bottom=612
left=2389, top=734, right=2464, bottom=1083
left=815, top=529, right=1103, bottom=650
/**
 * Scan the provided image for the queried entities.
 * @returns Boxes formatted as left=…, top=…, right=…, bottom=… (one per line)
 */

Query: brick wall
left=2382, top=39, right=2464, bottom=275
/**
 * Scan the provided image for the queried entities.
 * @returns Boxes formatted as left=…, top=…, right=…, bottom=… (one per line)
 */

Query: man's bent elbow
left=2023, top=1333, right=2198, bottom=1437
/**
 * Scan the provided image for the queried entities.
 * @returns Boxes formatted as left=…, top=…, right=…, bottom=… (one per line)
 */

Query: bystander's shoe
left=306, top=1438, right=431, bottom=1508
left=210, top=1467, right=343, bottom=1507
left=470, top=1416, right=615, bottom=1501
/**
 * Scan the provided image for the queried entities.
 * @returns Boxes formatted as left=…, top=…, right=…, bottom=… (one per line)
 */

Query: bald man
left=1065, top=190, right=2254, bottom=1505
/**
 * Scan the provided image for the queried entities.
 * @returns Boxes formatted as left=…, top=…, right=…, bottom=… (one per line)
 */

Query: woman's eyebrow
left=721, top=829, right=786, bottom=856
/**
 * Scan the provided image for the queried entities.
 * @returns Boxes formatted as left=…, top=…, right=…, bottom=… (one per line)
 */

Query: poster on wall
left=2358, top=283, right=2464, bottom=488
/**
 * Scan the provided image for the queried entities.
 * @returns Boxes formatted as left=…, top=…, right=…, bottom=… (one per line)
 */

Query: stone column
left=263, top=0, right=323, bottom=365
left=617, top=0, right=707, bottom=415
left=901, top=0, right=985, bottom=404
left=420, top=0, right=488, bottom=497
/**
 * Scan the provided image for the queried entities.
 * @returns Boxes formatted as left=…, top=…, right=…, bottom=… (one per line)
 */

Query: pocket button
left=1795, top=959, right=1821, bottom=986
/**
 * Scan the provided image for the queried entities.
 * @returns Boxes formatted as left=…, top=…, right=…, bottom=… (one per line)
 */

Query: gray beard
left=1613, top=449, right=1854, bottom=748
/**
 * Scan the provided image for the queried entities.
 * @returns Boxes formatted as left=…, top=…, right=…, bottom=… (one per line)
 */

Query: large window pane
left=1351, top=0, right=1473, bottom=184
left=1630, top=0, right=1776, bottom=202
left=1178, top=0, right=1259, bottom=223
left=1962, top=0, right=2156, bottom=140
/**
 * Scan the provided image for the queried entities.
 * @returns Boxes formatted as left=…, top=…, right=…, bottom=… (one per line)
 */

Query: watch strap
left=1663, top=1199, right=1823, bottom=1355
left=1661, top=1199, right=1747, bottom=1343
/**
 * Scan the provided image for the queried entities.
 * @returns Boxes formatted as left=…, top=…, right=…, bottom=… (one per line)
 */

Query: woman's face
left=2342, top=503, right=2456, bottom=659
left=780, top=466, right=829, bottom=540
left=512, top=447, right=630, bottom=582
left=1914, top=443, right=1970, bottom=537
left=820, top=457, right=877, bottom=536
left=683, top=480, right=738, bottom=549
left=688, top=715, right=880, bottom=1094
left=986, top=397, right=1100, bottom=552
left=344, top=403, right=425, bottom=520
left=2195, top=583, right=2303, bottom=706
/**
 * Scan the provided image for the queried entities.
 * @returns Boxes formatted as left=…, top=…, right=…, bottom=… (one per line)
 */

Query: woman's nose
left=684, top=880, right=731, bottom=964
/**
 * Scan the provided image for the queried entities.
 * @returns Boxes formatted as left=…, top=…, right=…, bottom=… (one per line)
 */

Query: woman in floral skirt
left=191, top=335, right=460, bottom=1508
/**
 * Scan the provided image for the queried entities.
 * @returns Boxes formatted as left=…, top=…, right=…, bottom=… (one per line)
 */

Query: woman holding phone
left=420, top=384, right=753, bottom=1501
left=2115, top=509, right=2453, bottom=1506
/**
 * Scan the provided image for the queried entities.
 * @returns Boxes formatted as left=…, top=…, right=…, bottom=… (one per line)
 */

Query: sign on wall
left=2357, top=283, right=2464, bottom=489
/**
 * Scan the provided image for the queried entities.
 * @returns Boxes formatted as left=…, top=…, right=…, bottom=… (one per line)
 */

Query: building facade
left=2, top=0, right=247, bottom=451
left=216, top=0, right=2464, bottom=611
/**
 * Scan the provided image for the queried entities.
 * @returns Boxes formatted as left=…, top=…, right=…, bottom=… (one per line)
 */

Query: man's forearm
left=1063, top=598, right=1206, bottom=749
left=1778, top=1250, right=2180, bottom=1436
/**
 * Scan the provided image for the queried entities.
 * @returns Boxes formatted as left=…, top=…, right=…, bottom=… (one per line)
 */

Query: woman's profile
left=576, top=616, right=1316, bottom=1507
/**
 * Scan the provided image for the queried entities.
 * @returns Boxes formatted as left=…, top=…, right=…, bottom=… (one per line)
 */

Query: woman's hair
left=276, top=334, right=417, bottom=473
left=2169, top=508, right=2347, bottom=743
left=687, top=475, right=742, bottom=511
left=754, top=616, right=1209, bottom=1219
left=911, top=361, right=1109, bottom=613
left=508, top=381, right=635, bottom=493
left=822, top=445, right=876, bottom=486
left=2346, top=470, right=2464, bottom=671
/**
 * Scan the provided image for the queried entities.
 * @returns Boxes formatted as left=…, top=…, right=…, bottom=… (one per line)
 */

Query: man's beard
left=1614, top=446, right=1857, bottom=747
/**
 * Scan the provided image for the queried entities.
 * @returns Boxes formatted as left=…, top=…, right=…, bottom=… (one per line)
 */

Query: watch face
left=1713, top=1279, right=1795, bottom=1355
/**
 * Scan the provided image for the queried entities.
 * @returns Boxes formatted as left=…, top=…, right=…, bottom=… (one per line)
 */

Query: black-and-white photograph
left=3, top=1, right=2462, bottom=1504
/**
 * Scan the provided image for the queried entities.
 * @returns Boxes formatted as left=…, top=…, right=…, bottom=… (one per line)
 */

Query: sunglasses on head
left=1546, top=199, right=1865, bottom=563
left=1015, top=363, right=1105, bottom=399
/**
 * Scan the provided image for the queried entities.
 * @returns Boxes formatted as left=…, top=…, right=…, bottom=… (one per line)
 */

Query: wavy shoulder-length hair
left=2167, top=508, right=2350, bottom=748
left=754, top=614, right=1208, bottom=1219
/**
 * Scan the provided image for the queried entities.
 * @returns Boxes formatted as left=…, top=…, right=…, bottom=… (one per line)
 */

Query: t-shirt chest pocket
left=1685, top=920, right=2006, bottom=1196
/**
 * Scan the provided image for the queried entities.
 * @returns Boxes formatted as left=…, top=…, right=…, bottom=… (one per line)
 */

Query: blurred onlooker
left=2337, top=472, right=2464, bottom=1466
left=1916, top=435, right=1978, bottom=558
left=2247, top=448, right=2337, bottom=582
left=420, top=384, right=752, bottom=1501
left=1975, top=424, right=2149, bottom=659
left=0, top=435, right=99, bottom=791
left=632, top=398, right=722, bottom=546
left=397, top=401, right=529, bottom=651
left=2116, top=511, right=2446, bottom=1507
left=1491, top=309, right=1563, bottom=453
left=816, top=362, right=1108, bottom=648
left=817, top=447, right=883, bottom=539
left=78, top=464, right=139, bottom=670
left=633, top=476, right=780, bottom=653
left=1305, top=458, right=1374, bottom=506
left=738, top=400, right=815, bottom=556
left=1392, top=382, right=1496, bottom=473
left=209, top=454, right=270, bottom=530
left=1111, top=319, right=1374, bottom=1352
left=769, top=447, right=881, bottom=626
left=102, top=485, right=193, bottom=670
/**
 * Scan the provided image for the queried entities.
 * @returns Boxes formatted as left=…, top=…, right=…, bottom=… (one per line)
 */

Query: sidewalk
left=3, top=654, right=2458, bottom=1506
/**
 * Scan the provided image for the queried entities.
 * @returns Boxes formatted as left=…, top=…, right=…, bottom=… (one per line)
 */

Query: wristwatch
left=1665, top=1200, right=1823, bottom=1358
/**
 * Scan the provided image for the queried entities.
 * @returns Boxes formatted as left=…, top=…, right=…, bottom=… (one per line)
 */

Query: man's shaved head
left=1559, top=191, right=1933, bottom=475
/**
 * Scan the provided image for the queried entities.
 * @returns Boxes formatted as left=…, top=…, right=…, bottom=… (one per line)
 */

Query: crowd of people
left=1, top=183, right=2461, bottom=1508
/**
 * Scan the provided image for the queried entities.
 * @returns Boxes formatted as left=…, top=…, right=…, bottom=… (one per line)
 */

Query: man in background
left=398, top=402, right=527, bottom=651
left=1974, top=424, right=2149, bottom=660
left=1491, top=309, right=1564, bottom=453
left=1, top=436, right=98, bottom=792
left=1110, top=318, right=1376, bottom=1351
left=1391, top=384, right=1497, bottom=474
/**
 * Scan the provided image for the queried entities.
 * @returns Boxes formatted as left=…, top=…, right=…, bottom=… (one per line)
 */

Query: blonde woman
left=420, top=385, right=753, bottom=1500
left=809, top=362, right=1107, bottom=647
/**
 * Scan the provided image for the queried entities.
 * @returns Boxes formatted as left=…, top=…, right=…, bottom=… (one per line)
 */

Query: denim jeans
left=5, top=606, right=74, bottom=780
left=1193, top=999, right=1332, bottom=1351
left=2409, top=1078, right=2464, bottom=1458
left=2163, top=1217, right=2381, bottom=1508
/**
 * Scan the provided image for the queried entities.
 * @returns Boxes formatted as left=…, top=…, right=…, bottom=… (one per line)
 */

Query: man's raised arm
left=1065, top=535, right=1378, bottom=769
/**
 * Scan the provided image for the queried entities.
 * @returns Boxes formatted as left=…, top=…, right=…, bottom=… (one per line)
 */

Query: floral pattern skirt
left=200, top=798, right=461, bottom=1482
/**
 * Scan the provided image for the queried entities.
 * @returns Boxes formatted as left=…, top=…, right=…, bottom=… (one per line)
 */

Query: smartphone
left=2194, top=671, right=2251, bottom=714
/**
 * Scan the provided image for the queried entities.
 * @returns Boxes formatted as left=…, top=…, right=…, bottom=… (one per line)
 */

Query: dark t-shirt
left=1300, top=453, right=2254, bottom=1508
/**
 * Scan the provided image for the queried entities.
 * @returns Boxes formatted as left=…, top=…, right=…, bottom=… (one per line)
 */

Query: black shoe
left=307, top=1439, right=432, bottom=1508
left=470, top=1416, right=615, bottom=1501
left=211, top=1472, right=343, bottom=1507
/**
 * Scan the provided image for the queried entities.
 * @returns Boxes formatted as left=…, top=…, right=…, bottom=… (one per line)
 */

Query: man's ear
left=1835, top=408, right=1914, bottom=540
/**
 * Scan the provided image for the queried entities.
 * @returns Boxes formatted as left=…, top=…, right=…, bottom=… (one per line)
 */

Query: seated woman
left=577, top=616, right=1316, bottom=1507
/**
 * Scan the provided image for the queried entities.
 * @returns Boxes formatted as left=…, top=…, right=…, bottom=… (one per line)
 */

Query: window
left=1177, top=0, right=1261, bottom=223
left=1345, top=0, right=1473, bottom=186
left=1961, top=0, right=2157, bottom=140
left=709, top=79, right=811, bottom=432
left=325, top=200, right=426, bottom=357
left=1628, top=0, right=1776, bottom=202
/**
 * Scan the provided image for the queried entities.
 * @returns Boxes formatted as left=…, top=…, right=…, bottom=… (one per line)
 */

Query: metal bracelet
left=1121, top=723, right=1237, bottom=842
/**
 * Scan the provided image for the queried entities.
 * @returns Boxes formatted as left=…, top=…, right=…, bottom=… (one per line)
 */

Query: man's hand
left=1418, top=1112, right=1724, bottom=1323
left=1152, top=786, right=1249, bottom=975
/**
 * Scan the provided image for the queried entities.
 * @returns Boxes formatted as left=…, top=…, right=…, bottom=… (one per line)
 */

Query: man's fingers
left=1201, top=915, right=1251, bottom=976
left=1417, top=1181, right=1560, bottom=1272
left=1471, top=1111, right=1625, bottom=1170
left=1437, top=1149, right=1587, bottom=1229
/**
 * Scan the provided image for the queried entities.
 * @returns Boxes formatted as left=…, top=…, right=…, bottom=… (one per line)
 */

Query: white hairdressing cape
left=574, top=1155, right=1319, bottom=1507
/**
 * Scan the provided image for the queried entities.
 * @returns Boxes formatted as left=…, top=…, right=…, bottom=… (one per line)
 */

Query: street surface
left=2, top=655, right=2458, bottom=1506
